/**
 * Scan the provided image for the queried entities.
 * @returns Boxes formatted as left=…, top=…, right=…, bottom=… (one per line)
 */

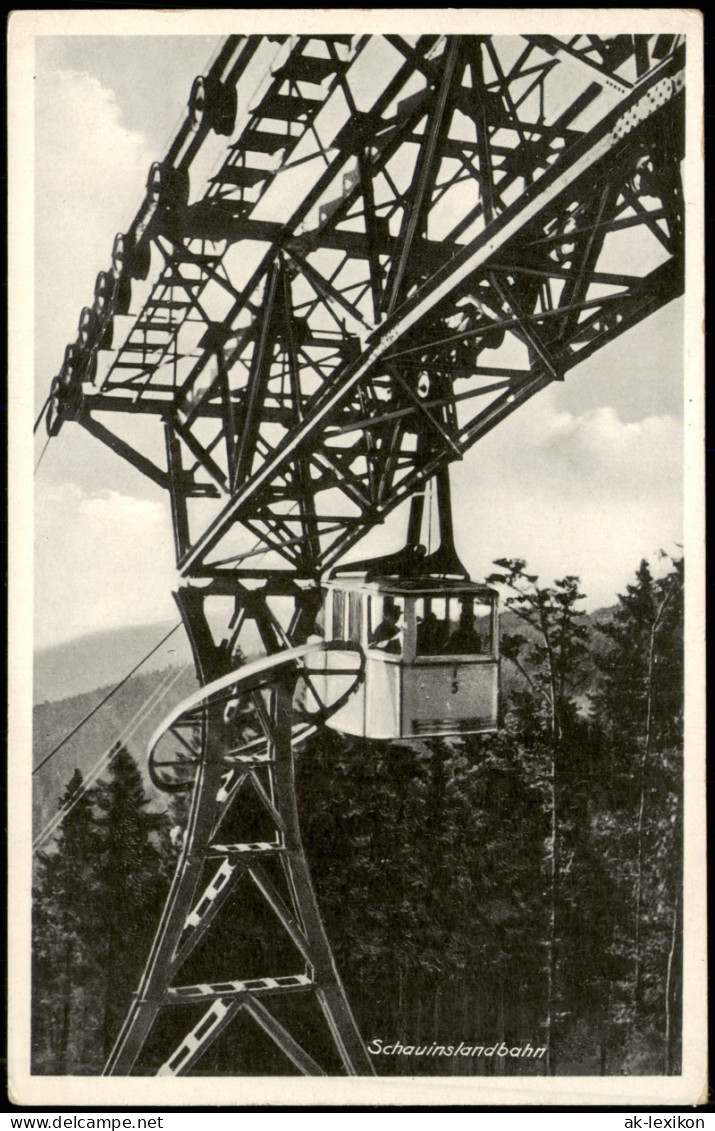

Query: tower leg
left=270, top=682, right=373, bottom=1075
left=104, top=584, right=374, bottom=1076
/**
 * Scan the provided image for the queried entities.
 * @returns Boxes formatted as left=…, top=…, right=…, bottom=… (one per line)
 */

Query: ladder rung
left=237, top=129, right=292, bottom=154
left=167, top=973, right=313, bottom=1004
left=272, top=56, right=341, bottom=82
left=113, top=361, right=159, bottom=370
left=211, top=166, right=268, bottom=188
left=171, top=249, right=220, bottom=265
left=258, top=92, right=319, bottom=120
left=159, top=275, right=204, bottom=289
left=208, top=841, right=285, bottom=858
left=134, top=321, right=179, bottom=333
left=119, top=343, right=167, bottom=353
left=225, top=750, right=272, bottom=764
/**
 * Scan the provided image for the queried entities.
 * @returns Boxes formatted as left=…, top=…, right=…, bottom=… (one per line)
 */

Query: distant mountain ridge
left=32, top=603, right=619, bottom=835
left=34, top=607, right=617, bottom=705
left=34, top=620, right=193, bottom=704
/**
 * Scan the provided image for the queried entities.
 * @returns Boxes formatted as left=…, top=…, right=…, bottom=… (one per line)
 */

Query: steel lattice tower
left=42, top=32, right=685, bottom=1075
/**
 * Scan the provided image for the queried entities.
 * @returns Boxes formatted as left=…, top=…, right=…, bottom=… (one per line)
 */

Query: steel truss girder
left=175, top=57, right=684, bottom=576
left=48, top=35, right=684, bottom=583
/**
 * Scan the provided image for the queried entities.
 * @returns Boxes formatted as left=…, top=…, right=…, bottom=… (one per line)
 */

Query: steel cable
left=32, top=622, right=182, bottom=777
left=33, top=664, right=186, bottom=853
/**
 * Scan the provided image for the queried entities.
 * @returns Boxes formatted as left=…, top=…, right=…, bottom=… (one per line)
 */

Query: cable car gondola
left=314, top=575, right=499, bottom=741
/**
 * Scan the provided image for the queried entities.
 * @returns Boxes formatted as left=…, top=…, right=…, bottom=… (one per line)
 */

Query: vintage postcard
left=8, top=8, right=706, bottom=1108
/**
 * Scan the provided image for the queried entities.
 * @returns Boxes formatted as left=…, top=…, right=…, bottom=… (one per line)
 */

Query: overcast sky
left=32, top=33, right=686, bottom=650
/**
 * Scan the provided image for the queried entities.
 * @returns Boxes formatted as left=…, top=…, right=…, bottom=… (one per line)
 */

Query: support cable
left=33, top=664, right=186, bottom=853
left=32, top=622, right=182, bottom=777
left=33, top=398, right=50, bottom=435
left=34, top=435, right=52, bottom=476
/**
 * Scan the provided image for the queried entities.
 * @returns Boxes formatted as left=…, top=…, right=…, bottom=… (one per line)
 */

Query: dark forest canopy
left=32, top=555, right=683, bottom=1077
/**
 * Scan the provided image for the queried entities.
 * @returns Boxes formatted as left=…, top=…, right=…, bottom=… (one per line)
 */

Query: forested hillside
left=33, top=666, right=198, bottom=837
left=31, top=557, right=683, bottom=1077
left=34, top=620, right=192, bottom=704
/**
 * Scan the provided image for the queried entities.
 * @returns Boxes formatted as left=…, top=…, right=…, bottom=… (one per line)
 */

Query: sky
left=31, top=33, right=687, bottom=650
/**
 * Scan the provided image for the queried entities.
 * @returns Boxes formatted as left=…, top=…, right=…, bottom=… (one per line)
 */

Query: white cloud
left=30, top=67, right=179, bottom=650
left=450, top=400, right=683, bottom=609
left=35, top=69, right=154, bottom=394
left=34, top=482, right=179, bottom=648
left=511, top=403, right=682, bottom=491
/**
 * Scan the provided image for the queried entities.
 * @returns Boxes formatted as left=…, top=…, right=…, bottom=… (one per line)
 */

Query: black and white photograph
left=8, top=8, right=706, bottom=1108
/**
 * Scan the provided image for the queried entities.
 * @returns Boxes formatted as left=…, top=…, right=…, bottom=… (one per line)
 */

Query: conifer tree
left=487, top=560, right=590, bottom=743
left=92, top=744, right=173, bottom=1060
left=592, top=556, right=684, bottom=1070
left=32, top=769, right=103, bottom=1072
left=486, top=560, right=590, bottom=1074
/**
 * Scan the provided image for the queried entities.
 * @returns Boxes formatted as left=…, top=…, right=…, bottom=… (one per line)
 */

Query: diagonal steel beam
left=232, top=263, right=282, bottom=490
left=242, top=997, right=327, bottom=1076
left=383, top=38, right=461, bottom=315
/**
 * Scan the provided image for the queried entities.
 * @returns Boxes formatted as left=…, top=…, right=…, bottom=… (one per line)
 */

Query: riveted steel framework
left=43, top=32, right=686, bottom=1075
